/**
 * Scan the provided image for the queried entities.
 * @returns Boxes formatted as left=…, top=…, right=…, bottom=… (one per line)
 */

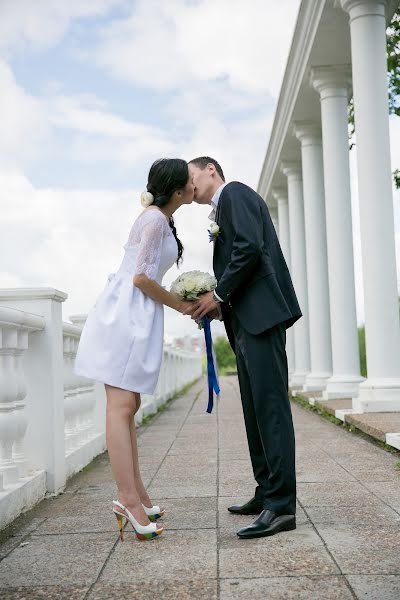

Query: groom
left=189, top=157, right=302, bottom=539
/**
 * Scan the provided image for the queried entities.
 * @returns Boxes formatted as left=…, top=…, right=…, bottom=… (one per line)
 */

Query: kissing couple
left=74, top=157, right=302, bottom=541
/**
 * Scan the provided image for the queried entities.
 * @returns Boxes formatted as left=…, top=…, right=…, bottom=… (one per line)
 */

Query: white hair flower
left=140, top=191, right=154, bottom=207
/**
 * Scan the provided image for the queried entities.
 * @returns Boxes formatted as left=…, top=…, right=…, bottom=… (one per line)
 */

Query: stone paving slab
left=1, top=376, right=400, bottom=599
left=219, top=576, right=354, bottom=599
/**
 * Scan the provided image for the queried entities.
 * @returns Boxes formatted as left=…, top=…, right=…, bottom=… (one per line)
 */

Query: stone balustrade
left=0, top=289, right=203, bottom=530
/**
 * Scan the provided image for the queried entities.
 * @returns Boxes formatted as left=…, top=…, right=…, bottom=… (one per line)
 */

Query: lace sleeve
left=134, top=211, right=167, bottom=280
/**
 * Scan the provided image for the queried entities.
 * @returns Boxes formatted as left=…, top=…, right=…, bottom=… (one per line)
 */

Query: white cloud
left=0, top=61, right=176, bottom=173
left=0, top=0, right=126, bottom=53
left=93, top=0, right=300, bottom=96
left=50, top=94, right=163, bottom=139
left=48, top=93, right=176, bottom=168
left=0, top=60, right=49, bottom=164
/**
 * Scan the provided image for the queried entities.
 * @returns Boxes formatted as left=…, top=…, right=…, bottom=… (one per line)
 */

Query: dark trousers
left=230, top=312, right=296, bottom=515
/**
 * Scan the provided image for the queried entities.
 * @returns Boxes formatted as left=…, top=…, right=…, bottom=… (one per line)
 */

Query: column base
left=290, top=371, right=309, bottom=387
left=322, top=374, right=365, bottom=400
left=352, top=378, right=400, bottom=413
left=303, top=372, right=332, bottom=392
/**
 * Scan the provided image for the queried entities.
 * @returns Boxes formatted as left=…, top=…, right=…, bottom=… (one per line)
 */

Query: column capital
left=293, top=121, right=322, bottom=146
left=272, top=187, right=288, bottom=205
left=340, top=0, right=388, bottom=19
left=281, top=161, right=302, bottom=182
left=310, top=65, right=352, bottom=99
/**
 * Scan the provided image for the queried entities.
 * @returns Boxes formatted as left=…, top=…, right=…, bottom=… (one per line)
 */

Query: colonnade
left=272, top=0, right=400, bottom=411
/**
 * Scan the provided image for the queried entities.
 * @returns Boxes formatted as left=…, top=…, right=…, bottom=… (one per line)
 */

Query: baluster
left=12, top=330, right=29, bottom=478
left=0, top=326, right=20, bottom=485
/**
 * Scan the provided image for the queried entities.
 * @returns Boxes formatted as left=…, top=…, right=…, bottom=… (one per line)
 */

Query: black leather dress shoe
left=237, top=509, right=296, bottom=539
left=227, top=497, right=264, bottom=515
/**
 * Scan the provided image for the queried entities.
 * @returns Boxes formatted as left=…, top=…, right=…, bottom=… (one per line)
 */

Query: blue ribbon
left=202, top=316, right=220, bottom=413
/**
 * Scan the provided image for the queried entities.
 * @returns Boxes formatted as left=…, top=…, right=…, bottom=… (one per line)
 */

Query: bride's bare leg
left=105, top=384, right=161, bottom=528
left=129, top=394, right=164, bottom=511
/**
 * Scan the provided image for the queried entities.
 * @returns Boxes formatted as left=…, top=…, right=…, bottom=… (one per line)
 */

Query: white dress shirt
left=208, top=182, right=228, bottom=222
left=208, top=182, right=228, bottom=306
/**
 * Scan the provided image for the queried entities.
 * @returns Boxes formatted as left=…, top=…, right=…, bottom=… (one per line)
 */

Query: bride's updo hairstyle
left=146, top=158, right=188, bottom=266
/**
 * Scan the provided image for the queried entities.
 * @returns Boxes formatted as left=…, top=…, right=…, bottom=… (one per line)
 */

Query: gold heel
left=115, top=512, right=124, bottom=541
left=112, top=500, right=163, bottom=541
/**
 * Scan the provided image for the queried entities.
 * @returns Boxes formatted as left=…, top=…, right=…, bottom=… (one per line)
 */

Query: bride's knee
left=105, top=387, right=138, bottom=420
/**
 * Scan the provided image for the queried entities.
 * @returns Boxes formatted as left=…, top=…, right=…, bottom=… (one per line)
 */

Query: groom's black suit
left=213, top=181, right=302, bottom=516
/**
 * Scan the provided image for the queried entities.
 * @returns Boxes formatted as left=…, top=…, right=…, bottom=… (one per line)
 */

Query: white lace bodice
left=117, top=208, right=178, bottom=283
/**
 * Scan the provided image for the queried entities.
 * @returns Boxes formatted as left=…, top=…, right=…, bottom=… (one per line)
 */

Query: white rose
left=199, top=272, right=216, bottom=291
left=140, top=191, right=154, bottom=207
left=184, top=278, right=197, bottom=292
left=176, top=282, right=187, bottom=297
left=209, top=222, right=220, bottom=234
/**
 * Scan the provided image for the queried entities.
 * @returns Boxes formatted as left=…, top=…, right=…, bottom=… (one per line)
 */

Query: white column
left=281, top=162, right=311, bottom=386
left=272, top=188, right=295, bottom=378
left=294, top=123, right=333, bottom=390
left=341, top=0, right=400, bottom=411
left=269, top=206, right=279, bottom=236
left=310, top=66, right=364, bottom=399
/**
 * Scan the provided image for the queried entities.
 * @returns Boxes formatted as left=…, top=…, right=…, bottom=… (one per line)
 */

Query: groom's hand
left=191, top=291, right=219, bottom=321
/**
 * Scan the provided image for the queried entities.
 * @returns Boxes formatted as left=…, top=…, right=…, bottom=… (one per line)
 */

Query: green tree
left=214, top=336, right=236, bottom=374
left=349, top=10, right=400, bottom=187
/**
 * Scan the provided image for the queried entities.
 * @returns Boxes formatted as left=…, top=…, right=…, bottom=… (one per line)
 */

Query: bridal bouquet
left=170, top=270, right=217, bottom=301
left=170, top=270, right=220, bottom=414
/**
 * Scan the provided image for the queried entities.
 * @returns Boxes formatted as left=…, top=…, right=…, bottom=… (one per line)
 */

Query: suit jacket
left=213, top=181, right=302, bottom=336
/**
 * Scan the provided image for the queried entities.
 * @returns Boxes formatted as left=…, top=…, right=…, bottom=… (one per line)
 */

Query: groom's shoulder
left=223, top=181, right=258, bottom=196
left=223, top=181, right=262, bottom=203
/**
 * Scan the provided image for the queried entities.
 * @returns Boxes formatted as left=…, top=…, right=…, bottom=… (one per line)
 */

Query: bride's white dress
left=74, top=208, right=178, bottom=394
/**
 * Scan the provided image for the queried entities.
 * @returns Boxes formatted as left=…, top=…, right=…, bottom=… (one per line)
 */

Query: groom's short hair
left=189, top=156, right=225, bottom=182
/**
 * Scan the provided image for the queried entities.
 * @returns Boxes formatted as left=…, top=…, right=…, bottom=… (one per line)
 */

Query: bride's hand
left=179, top=300, right=200, bottom=316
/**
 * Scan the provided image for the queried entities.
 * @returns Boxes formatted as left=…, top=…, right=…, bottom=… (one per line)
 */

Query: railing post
left=0, top=289, right=67, bottom=494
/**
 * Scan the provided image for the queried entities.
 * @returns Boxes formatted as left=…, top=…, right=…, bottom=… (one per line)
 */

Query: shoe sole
left=237, top=521, right=296, bottom=539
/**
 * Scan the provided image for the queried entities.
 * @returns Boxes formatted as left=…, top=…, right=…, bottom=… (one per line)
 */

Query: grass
left=358, top=326, right=367, bottom=378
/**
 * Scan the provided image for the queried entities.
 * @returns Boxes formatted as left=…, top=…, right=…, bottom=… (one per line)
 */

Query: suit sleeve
left=214, top=184, right=263, bottom=303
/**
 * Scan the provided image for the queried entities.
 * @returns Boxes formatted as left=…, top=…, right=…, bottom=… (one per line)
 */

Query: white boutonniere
left=208, top=221, right=221, bottom=243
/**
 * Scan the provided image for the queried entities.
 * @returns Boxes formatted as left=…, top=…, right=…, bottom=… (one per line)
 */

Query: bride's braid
left=146, top=159, right=187, bottom=266
left=168, top=216, right=183, bottom=265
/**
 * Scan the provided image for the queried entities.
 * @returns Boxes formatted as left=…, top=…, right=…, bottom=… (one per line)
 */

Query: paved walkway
left=1, top=376, right=400, bottom=599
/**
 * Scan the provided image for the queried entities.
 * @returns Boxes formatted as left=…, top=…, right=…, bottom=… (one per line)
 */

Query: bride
left=74, top=158, right=199, bottom=541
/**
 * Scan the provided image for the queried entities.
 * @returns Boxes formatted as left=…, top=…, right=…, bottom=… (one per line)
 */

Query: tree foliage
left=387, top=11, right=400, bottom=116
left=213, top=336, right=236, bottom=374
left=348, top=10, right=400, bottom=187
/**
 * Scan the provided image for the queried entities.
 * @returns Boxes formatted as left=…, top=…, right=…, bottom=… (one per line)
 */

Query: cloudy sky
left=0, top=0, right=398, bottom=340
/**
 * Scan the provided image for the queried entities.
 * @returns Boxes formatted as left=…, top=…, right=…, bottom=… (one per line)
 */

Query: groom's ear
left=207, top=163, right=217, bottom=176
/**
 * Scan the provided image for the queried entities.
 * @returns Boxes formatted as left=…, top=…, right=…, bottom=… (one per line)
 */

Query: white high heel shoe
left=112, top=500, right=163, bottom=541
left=142, top=504, right=165, bottom=522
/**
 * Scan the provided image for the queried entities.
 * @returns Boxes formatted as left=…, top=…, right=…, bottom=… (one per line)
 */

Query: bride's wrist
left=175, top=298, right=185, bottom=314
